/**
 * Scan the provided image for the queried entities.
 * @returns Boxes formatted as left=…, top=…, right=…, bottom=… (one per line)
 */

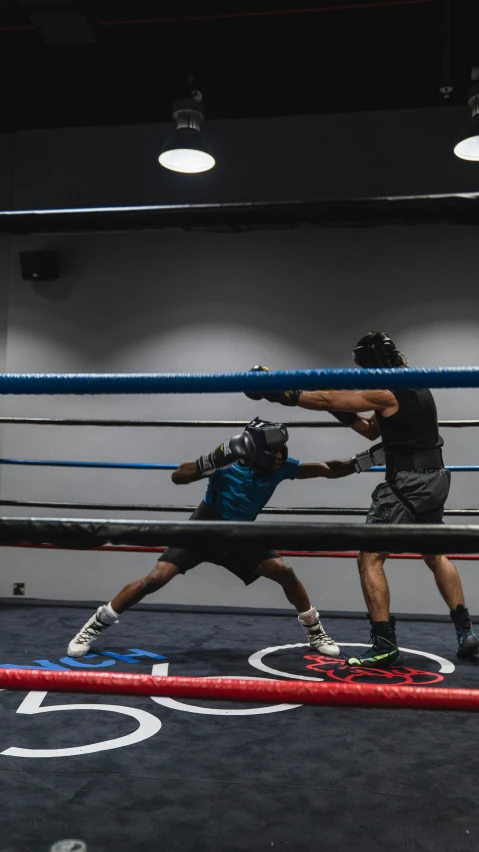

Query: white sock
left=298, top=606, right=318, bottom=626
left=97, top=602, right=119, bottom=622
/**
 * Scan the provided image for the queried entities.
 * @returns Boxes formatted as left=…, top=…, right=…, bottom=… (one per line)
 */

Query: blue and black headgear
left=244, top=417, right=289, bottom=472
left=353, top=331, right=407, bottom=368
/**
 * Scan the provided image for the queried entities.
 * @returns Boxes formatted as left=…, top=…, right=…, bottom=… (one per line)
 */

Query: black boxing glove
left=196, top=431, right=256, bottom=477
left=245, top=366, right=301, bottom=407
left=244, top=365, right=266, bottom=401
left=328, top=411, right=360, bottom=426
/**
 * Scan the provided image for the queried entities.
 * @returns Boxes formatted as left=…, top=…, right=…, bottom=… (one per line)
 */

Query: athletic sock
left=298, top=606, right=318, bottom=626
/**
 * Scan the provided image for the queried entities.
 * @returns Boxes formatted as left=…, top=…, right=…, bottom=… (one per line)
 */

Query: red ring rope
left=4, top=542, right=479, bottom=559
left=0, top=668, right=478, bottom=711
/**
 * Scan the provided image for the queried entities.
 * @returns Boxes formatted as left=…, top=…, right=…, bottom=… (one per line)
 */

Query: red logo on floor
left=303, top=654, right=445, bottom=685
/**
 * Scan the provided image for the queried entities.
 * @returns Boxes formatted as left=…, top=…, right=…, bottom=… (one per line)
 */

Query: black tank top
left=375, top=388, right=443, bottom=455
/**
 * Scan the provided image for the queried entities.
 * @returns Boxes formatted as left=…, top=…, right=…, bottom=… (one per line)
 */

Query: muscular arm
left=298, top=389, right=397, bottom=417
left=295, top=459, right=356, bottom=479
left=171, top=463, right=203, bottom=485
left=349, top=413, right=381, bottom=441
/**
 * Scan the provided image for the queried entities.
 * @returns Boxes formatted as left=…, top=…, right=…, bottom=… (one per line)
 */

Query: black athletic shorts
left=366, top=468, right=451, bottom=525
left=158, top=501, right=279, bottom=586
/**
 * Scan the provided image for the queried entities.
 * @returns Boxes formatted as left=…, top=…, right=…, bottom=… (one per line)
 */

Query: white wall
left=0, top=224, right=478, bottom=613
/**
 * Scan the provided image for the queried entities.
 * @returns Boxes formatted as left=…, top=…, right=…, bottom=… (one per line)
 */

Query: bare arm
left=171, top=462, right=203, bottom=485
left=297, top=389, right=398, bottom=417
left=295, top=459, right=356, bottom=479
left=349, top=413, right=381, bottom=441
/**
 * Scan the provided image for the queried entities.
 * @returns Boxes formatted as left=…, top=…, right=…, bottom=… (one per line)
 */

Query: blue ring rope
left=0, top=367, right=479, bottom=394
left=0, top=459, right=177, bottom=470
left=0, top=458, right=477, bottom=472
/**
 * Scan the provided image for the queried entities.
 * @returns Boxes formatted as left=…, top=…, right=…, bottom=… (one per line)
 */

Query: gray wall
left=8, top=104, right=479, bottom=210
left=0, top=105, right=479, bottom=614
left=0, top=224, right=478, bottom=614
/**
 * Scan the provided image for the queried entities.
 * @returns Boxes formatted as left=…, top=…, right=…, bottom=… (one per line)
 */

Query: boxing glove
left=352, top=442, right=385, bottom=473
left=244, top=366, right=301, bottom=406
left=196, top=431, right=256, bottom=477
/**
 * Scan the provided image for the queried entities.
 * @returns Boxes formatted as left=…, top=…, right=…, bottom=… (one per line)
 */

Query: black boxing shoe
left=450, top=604, right=479, bottom=658
left=347, top=616, right=404, bottom=669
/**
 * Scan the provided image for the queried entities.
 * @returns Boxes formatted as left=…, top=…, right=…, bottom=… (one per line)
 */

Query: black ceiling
left=0, top=0, right=478, bottom=132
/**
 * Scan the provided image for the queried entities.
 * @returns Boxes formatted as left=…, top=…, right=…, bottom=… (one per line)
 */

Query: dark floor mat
left=0, top=604, right=478, bottom=851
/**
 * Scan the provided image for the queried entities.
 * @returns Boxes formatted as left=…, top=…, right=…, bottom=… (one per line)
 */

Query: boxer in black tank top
left=248, top=332, right=478, bottom=667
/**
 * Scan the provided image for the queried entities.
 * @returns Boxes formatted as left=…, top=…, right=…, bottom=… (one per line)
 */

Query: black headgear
left=353, top=331, right=406, bottom=368
left=244, top=417, right=289, bottom=472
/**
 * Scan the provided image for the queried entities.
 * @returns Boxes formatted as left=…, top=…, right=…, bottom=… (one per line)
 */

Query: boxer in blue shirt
left=67, top=418, right=371, bottom=659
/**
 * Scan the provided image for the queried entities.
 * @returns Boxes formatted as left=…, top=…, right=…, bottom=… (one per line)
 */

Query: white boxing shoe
left=299, top=617, right=340, bottom=657
left=67, top=604, right=119, bottom=658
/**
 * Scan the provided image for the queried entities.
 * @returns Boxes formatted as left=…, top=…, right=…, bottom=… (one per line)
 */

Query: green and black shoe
left=347, top=616, right=404, bottom=668
left=451, top=604, right=479, bottom=659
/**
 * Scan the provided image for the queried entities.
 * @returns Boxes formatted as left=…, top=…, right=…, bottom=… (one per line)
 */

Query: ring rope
left=1, top=517, right=479, bottom=552
left=1, top=367, right=479, bottom=394
left=0, top=458, right=177, bottom=470
left=0, top=457, right=476, bottom=472
left=0, top=417, right=476, bottom=428
left=1, top=499, right=478, bottom=516
left=0, top=668, right=478, bottom=712
left=5, top=542, right=479, bottom=559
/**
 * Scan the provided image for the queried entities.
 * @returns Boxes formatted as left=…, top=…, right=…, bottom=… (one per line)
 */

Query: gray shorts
left=366, top=469, right=451, bottom=525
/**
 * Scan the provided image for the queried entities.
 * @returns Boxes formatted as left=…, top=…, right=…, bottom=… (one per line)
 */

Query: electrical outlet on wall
left=13, top=582, right=25, bottom=596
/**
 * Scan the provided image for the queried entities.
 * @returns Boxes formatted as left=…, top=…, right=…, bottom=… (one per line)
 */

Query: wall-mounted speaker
left=20, top=250, right=60, bottom=282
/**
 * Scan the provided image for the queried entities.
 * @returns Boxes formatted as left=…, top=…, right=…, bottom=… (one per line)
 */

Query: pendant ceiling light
left=454, top=70, right=479, bottom=161
left=159, top=92, right=215, bottom=174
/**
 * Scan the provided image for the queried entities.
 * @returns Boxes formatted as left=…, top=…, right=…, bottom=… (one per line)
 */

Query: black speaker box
left=20, top=250, right=60, bottom=282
